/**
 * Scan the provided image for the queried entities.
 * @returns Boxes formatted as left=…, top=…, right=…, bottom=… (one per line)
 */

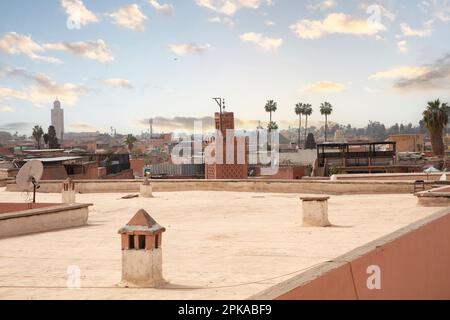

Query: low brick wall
left=5, top=179, right=428, bottom=195
left=250, top=207, right=450, bottom=300
left=0, top=203, right=91, bottom=238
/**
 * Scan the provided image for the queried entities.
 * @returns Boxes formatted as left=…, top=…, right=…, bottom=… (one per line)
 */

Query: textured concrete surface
left=6, top=178, right=422, bottom=194
left=0, top=187, right=443, bottom=300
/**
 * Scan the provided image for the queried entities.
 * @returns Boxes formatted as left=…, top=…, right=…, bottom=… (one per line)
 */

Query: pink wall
left=0, top=203, right=60, bottom=214
left=276, top=211, right=450, bottom=300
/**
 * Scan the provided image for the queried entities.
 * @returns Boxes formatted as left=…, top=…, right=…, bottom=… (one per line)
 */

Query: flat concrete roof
left=24, top=156, right=82, bottom=163
left=0, top=188, right=443, bottom=300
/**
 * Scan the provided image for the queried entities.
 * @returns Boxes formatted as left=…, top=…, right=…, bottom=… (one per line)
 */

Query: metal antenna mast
left=213, top=98, right=226, bottom=133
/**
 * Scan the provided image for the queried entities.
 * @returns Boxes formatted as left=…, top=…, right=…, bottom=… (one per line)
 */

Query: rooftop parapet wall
left=0, top=203, right=91, bottom=238
left=250, top=207, right=450, bottom=300
left=332, top=172, right=450, bottom=181
left=6, top=178, right=432, bottom=195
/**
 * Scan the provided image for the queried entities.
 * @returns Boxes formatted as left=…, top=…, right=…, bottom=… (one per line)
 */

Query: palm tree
left=124, top=134, right=138, bottom=154
left=320, top=102, right=333, bottom=142
left=303, top=104, right=313, bottom=146
left=423, top=99, right=449, bottom=156
left=32, top=125, right=44, bottom=149
left=295, top=103, right=304, bottom=147
left=267, top=122, right=279, bottom=131
left=265, top=100, right=278, bottom=131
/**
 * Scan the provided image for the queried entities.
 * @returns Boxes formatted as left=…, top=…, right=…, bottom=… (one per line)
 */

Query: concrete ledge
left=416, top=187, right=450, bottom=207
left=249, top=207, right=450, bottom=300
left=0, top=203, right=92, bottom=239
left=5, top=179, right=431, bottom=195
left=333, top=172, right=450, bottom=181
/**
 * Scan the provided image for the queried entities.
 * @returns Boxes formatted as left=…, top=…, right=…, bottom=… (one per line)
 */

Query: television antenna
left=16, top=160, right=43, bottom=203
left=213, top=98, right=226, bottom=133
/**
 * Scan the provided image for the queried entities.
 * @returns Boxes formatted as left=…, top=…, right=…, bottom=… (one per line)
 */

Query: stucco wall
left=0, top=204, right=90, bottom=238
left=6, top=179, right=425, bottom=195
left=334, top=172, right=449, bottom=181
left=250, top=208, right=450, bottom=300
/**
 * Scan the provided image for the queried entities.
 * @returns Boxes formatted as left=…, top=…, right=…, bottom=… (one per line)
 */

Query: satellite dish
left=16, top=160, right=43, bottom=203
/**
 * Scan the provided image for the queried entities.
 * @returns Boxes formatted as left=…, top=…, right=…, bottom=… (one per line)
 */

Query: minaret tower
left=51, top=98, right=64, bottom=144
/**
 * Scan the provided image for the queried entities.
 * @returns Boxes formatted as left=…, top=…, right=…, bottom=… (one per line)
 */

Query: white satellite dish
left=16, top=160, right=44, bottom=203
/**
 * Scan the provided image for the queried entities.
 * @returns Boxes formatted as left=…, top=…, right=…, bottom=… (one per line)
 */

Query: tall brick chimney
left=118, top=209, right=165, bottom=287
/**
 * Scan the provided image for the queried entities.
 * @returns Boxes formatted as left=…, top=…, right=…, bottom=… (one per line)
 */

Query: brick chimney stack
left=118, top=209, right=165, bottom=287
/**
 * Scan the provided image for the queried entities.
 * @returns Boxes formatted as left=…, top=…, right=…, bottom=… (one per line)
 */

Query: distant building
left=388, top=134, right=424, bottom=153
left=206, top=111, right=248, bottom=179
left=215, top=111, right=234, bottom=135
left=334, top=130, right=345, bottom=142
left=51, top=99, right=64, bottom=143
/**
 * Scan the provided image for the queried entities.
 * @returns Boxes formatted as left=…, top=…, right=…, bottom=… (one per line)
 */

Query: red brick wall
left=41, top=164, right=68, bottom=180
left=102, top=169, right=134, bottom=179
left=130, top=159, right=145, bottom=177
left=98, top=167, right=107, bottom=178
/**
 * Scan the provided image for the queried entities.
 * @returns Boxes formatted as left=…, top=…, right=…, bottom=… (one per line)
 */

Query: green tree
left=46, top=125, right=59, bottom=149
left=32, top=125, right=44, bottom=149
left=305, top=132, right=316, bottom=149
left=422, top=99, right=449, bottom=156
left=265, top=100, right=278, bottom=131
left=267, top=121, right=279, bottom=131
left=124, top=134, right=138, bottom=154
left=303, top=104, right=313, bottom=144
left=295, top=103, right=304, bottom=147
left=320, top=102, right=333, bottom=142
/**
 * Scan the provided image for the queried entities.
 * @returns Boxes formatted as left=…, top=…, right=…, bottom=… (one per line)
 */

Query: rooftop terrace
left=0, top=188, right=444, bottom=299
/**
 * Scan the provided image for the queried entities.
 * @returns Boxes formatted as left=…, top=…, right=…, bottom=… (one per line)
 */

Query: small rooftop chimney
left=61, top=178, right=76, bottom=204
left=140, top=176, right=153, bottom=198
left=118, top=209, right=165, bottom=287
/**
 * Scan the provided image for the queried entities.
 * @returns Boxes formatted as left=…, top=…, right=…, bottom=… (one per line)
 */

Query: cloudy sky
left=0, top=0, right=450, bottom=134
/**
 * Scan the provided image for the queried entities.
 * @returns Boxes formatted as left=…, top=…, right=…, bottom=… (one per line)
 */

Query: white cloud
left=369, top=66, right=431, bottom=80
left=0, top=87, right=28, bottom=101
left=0, top=68, right=87, bottom=106
left=0, top=106, right=15, bottom=113
left=44, top=40, right=113, bottom=63
left=0, top=32, right=113, bottom=64
left=168, top=43, right=211, bottom=56
left=419, top=0, right=450, bottom=22
left=109, top=4, right=148, bottom=31
left=0, top=32, right=61, bottom=64
left=397, top=40, right=408, bottom=53
left=239, top=32, right=283, bottom=52
left=61, top=0, right=99, bottom=27
left=208, top=16, right=235, bottom=28
left=149, top=0, right=174, bottom=15
left=265, top=20, right=275, bottom=27
left=307, top=0, right=336, bottom=11
left=69, top=123, right=102, bottom=132
left=195, top=0, right=269, bottom=16
left=290, top=12, right=386, bottom=39
left=302, top=81, right=346, bottom=93
left=102, top=78, right=133, bottom=89
left=399, top=21, right=433, bottom=37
